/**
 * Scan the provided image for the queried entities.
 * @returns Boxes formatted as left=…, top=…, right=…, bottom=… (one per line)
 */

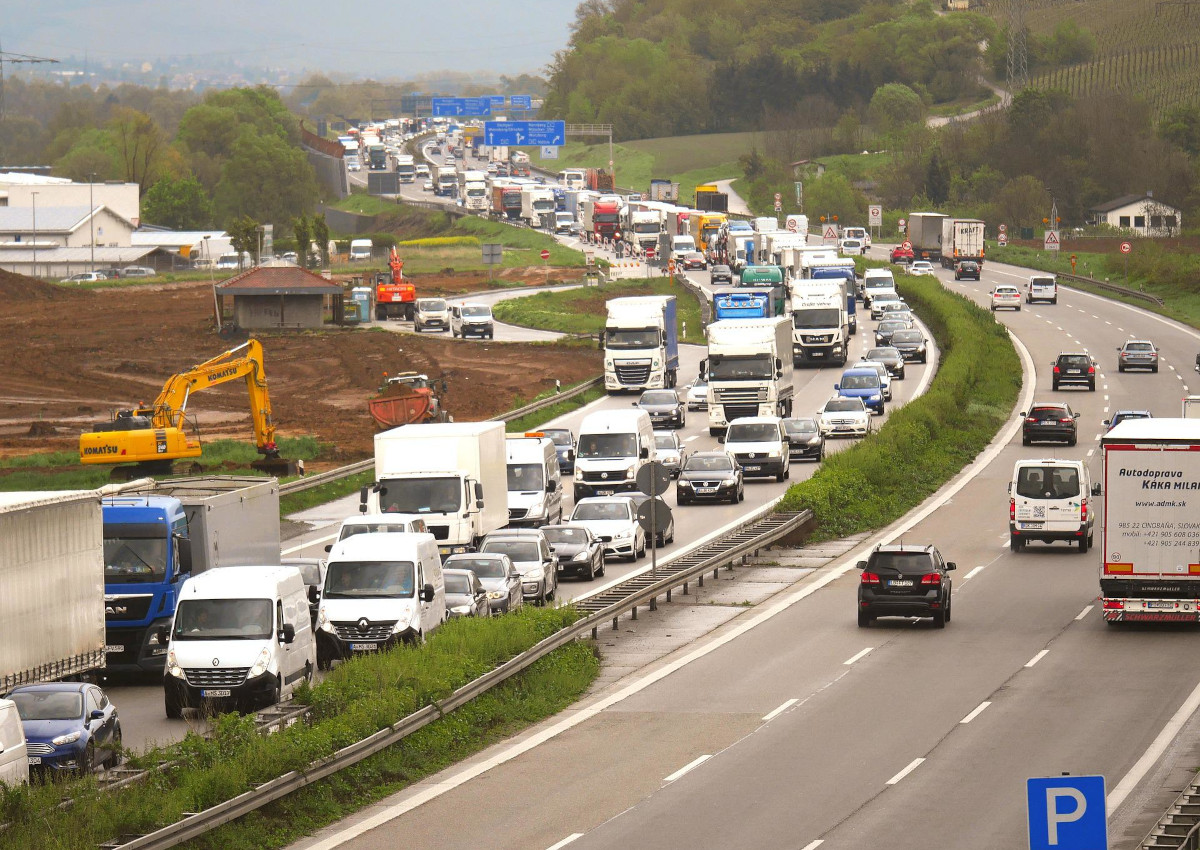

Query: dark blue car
left=10, top=682, right=121, bottom=775
left=835, top=367, right=886, bottom=415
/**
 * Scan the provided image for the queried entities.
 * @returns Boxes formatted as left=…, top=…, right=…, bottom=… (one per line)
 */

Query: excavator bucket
left=251, top=457, right=302, bottom=477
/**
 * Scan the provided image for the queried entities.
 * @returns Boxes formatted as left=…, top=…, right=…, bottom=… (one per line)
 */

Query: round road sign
left=636, top=496, right=673, bottom=538
left=901, top=240, right=912, bottom=250
left=786, top=218, right=798, bottom=232
left=898, top=218, right=906, bottom=227
left=646, top=247, right=656, bottom=260
left=540, top=249, right=551, bottom=260
left=774, top=192, right=782, bottom=201
left=1120, top=241, right=1132, bottom=254
left=998, top=234, right=1008, bottom=246
left=998, top=223, right=1007, bottom=233
left=635, top=462, right=672, bottom=497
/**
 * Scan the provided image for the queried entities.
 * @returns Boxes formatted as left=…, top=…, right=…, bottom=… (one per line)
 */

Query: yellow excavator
left=79, top=339, right=297, bottom=478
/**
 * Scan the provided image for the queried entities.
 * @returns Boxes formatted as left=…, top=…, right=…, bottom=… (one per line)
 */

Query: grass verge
left=778, top=267, right=1021, bottom=539
left=1, top=607, right=598, bottom=850
left=506, top=385, right=607, bottom=433
left=492, top=278, right=706, bottom=345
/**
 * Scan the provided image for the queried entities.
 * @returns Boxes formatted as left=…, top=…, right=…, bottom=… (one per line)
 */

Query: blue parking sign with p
left=1027, top=775, right=1108, bottom=850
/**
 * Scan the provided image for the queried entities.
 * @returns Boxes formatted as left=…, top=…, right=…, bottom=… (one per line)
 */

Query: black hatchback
left=1052, top=353, right=1096, bottom=391
left=858, top=544, right=955, bottom=628
left=1022, top=402, right=1079, bottom=446
left=782, top=417, right=825, bottom=461
left=710, top=264, right=733, bottom=285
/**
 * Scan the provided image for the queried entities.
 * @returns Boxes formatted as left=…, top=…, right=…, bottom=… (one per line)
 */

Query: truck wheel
left=165, top=688, right=183, bottom=720
left=1078, top=535, right=1089, bottom=553
left=1010, top=534, right=1024, bottom=552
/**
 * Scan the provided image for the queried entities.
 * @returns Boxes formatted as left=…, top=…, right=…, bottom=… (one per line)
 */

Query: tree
left=142, top=174, right=213, bottom=230
left=53, top=129, right=121, bottom=182
left=868, top=84, right=925, bottom=138
left=227, top=215, right=261, bottom=268
left=925, top=150, right=951, bottom=204
left=108, top=107, right=169, bottom=192
left=212, top=130, right=319, bottom=229
left=1159, top=105, right=1200, bottom=157
left=806, top=173, right=862, bottom=222
left=312, top=215, right=330, bottom=266
left=996, top=175, right=1051, bottom=229
left=293, top=214, right=311, bottom=267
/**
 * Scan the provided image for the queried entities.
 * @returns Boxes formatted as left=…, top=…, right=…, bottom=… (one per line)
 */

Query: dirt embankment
left=0, top=269, right=599, bottom=468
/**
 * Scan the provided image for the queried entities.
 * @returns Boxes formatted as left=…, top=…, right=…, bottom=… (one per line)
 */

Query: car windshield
left=1016, top=466, right=1080, bottom=499
left=727, top=423, right=779, bottom=442
left=641, top=391, right=678, bottom=405
left=784, top=419, right=818, bottom=434
left=482, top=540, right=541, bottom=563
left=323, top=560, right=415, bottom=599
left=867, top=348, right=900, bottom=361
left=1125, top=342, right=1153, bottom=352
left=543, top=527, right=587, bottom=545
left=708, top=354, right=773, bottom=381
left=507, top=463, right=544, bottom=491
left=420, top=299, right=447, bottom=311
left=542, top=430, right=573, bottom=447
left=446, top=557, right=507, bottom=578
left=654, top=435, right=678, bottom=450
left=891, top=331, right=923, bottom=343
left=606, top=329, right=659, bottom=349
left=870, top=553, right=934, bottom=574
left=840, top=374, right=879, bottom=390
left=378, top=476, right=461, bottom=514
left=461, top=305, right=490, bottom=317
left=995, top=288, right=1018, bottom=296
left=572, top=502, right=630, bottom=521
left=172, top=598, right=274, bottom=640
left=793, top=308, right=841, bottom=329
left=690, top=380, right=707, bottom=391
left=577, top=433, right=637, bottom=459
left=684, top=455, right=733, bottom=472
left=825, top=399, right=864, bottom=412
left=879, top=321, right=909, bottom=332
left=11, top=691, right=83, bottom=721
left=444, top=574, right=472, bottom=595
left=103, top=524, right=169, bottom=583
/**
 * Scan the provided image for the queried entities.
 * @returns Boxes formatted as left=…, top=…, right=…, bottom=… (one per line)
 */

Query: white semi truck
left=703, top=317, right=795, bottom=436
left=461, top=170, right=488, bottom=212
left=939, top=217, right=986, bottom=268
left=603, top=296, right=680, bottom=393
left=395, top=154, right=416, bottom=183
left=520, top=185, right=557, bottom=228
left=789, top=280, right=849, bottom=366
left=364, top=422, right=508, bottom=556
left=1099, top=419, right=1200, bottom=623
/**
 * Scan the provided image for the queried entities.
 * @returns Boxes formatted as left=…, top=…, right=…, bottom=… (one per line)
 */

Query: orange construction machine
left=374, top=247, right=416, bottom=320
left=367, top=372, right=445, bottom=430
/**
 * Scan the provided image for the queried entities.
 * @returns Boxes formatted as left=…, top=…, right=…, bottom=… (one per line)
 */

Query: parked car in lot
left=654, top=431, right=685, bottom=477
left=676, top=451, right=743, bottom=505
left=908, top=261, right=936, bottom=276
left=990, top=285, right=1022, bottom=311
left=569, top=497, right=646, bottom=561
left=443, top=568, right=491, bottom=618
left=954, top=260, right=980, bottom=281
left=681, top=252, right=707, bottom=270
left=1022, top=402, right=1080, bottom=446
left=1052, top=352, right=1097, bottom=391
left=60, top=272, right=107, bottom=284
left=540, top=428, right=577, bottom=475
left=857, top=543, right=955, bottom=628
left=818, top=396, right=872, bottom=438
left=865, top=346, right=906, bottom=380
left=710, top=264, right=733, bottom=285
left=540, top=524, right=605, bottom=580
left=636, top=389, right=686, bottom=429
left=782, top=417, right=825, bottom=461
left=685, top=379, right=709, bottom=411
left=1117, top=339, right=1159, bottom=373
left=10, top=682, right=121, bottom=775
left=442, top=553, right=522, bottom=614
left=889, top=329, right=928, bottom=363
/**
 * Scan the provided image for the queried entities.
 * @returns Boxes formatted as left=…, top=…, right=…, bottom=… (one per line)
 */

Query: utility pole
left=89, top=174, right=96, bottom=274
left=30, top=191, right=38, bottom=279
left=1006, top=0, right=1029, bottom=93
left=0, top=39, right=58, bottom=120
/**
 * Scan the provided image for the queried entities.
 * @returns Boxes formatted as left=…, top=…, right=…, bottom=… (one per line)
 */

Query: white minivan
left=316, top=533, right=446, bottom=668
left=573, top=409, right=655, bottom=502
left=349, top=239, right=374, bottom=262
left=0, top=698, right=28, bottom=786
left=723, top=416, right=791, bottom=481
left=1008, top=458, right=1094, bottom=553
left=163, top=566, right=316, bottom=717
left=1027, top=274, right=1058, bottom=305
left=326, top=514, right=428, bottom=553
left=505, top=434, right=563, bottom=527
left=861, top=269, right=898, bottom=306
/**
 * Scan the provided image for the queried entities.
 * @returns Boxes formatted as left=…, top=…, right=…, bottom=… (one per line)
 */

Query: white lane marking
left=1106, top=320, right=1112, bottom=325
left=844, top=647, right=874, bottom=666
left=965, top=565, right=987, bottom=580
left=1118, top=327, right=1125, bottom=331
left=546, top=835, right=583, bottom=850
left=1087, top=449, right=1095, bottom=458
left=664, top=754, right=711, bottom=783
left=1091, top=314, right=1099, bottom=319
left=1025, top=649, right=1049, bottom=668
left=763, top=698, right=799, bottom=722
left=1104, top=394, right=1110, bottom=401
left=1077, top=307, right=1086, bottom=313
left=281, top=531, right=337, bottom=556
left=1178, top=374, right=1185, bottom=381
left=800, top=842, right=825, bottom=850
left=684, top=435, right=700, bottom=442
left=1169, top=364, right=1177, bottom=371
left=1056, top=326, right=1063, bottom=331
left=1076, top=604, right=1094, bottom=621
left=1110, top=677, right=1200, bottom=814
left=1093, top=433, right=1102, bottom=441
left=960, top=701, right=992, bottom=724
left=886, top=758, right=926, bottom=785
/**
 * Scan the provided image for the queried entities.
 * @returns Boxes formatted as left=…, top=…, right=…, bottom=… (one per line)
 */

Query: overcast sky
left=6, top=0, right=576, bottom=79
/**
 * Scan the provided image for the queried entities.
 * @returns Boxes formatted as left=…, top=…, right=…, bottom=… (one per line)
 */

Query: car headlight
left=869, top=393, right=881, bottom=400
left=249, top=646, right=271, bottom=679
left=572, top=550, right=590, bottom=562
left=626, top=465, right=636, bottom=479
left=487, top=590, right=506, bottom=599
left=614, top=529, right=633, bottom=540
left=52, top=731, right=82, bottom=746
left=767, top=447, right=781, bottom=457
left=678, top=479, right=693, bottom=488
left=167, top=650, right=185, bottom=679
left=808, top=436, right=823, bottom=445
left=450, top=605, right=471, bottom=615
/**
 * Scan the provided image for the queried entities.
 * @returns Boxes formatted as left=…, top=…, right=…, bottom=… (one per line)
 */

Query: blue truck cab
left=102, top=496, right=191, bottom=675
left=712, top=287, right=787, bottom=321
left=552, top=187, right=567, bottom=212
left=809, top=266, right=858, bottom=335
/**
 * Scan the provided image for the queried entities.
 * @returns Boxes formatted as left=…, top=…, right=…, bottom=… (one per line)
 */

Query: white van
left=1008, top=459, right=1094, bottom=553
left=574, top=409, right=655, bottom=501
left=505, top=435, right=563, bottom=527
left=326, top=514, right=428, bottom=553
left=723, top=416, right=791, bottom=481
left=163, top=566, right=316, bottom=717
left=316, top=532, right=445, bottom=668
left=671, top=234, right=697, bottom=260
left=1027, top=274, right=1058, bottom=305
left=0, top=698, right=28, bottom=786
left=861, top=269, right=897, bottom=305
left=349, top=239, right=374, bottom=262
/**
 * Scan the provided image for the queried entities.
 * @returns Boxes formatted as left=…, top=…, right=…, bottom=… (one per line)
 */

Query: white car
left=685, top=379, right=708, bottom=411
left=347, top=160, right=361, bottom=172
left=839, top=238, right=865, bottom=256
left=423, top=179, right=434, bottom=192
left=818, top=396, right=872, bottom=438
left=653, top=431, right=684, bottom=478
left=569, top=497, right=646, bottom=562
left=990, top=285, right=1022, bottom=311
left=850, top=360, right=893, bottom=401
left=909, top=261, right=936, bottom=276
left=60, top=272, right=108, bottom=284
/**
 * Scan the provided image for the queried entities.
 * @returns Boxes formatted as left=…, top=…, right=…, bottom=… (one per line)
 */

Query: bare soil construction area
left=0, top=270, right=599, bottom=465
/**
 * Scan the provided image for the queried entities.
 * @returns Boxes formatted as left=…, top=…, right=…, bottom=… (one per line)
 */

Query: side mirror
left=476, top=499, right=485, bottom=509
left=834, top=384, right=841, bottom=391
left=856, top=560, right=867, bottom=569
left=1073, top=413, right=1080, bottom=419
left=546, top=481, right=556, bottom=493
left=308, top=585, right=319, bottom=604
left=90, top=709, right=105, bottom=721
left=946, top=562, right=957, bottom=571
left=640, top=446, right=649, bottom=459
left=1103, top=420, right=1111, bottom=427
left=422, top=583, right=435, bottom=603
left=632, top=401, right=639, bottom=407
left=359, top=486, right=369, bottom=513
left=717, top=434, right=725, bottom=444
left=324, top=543, right=333, bottom=553
left=280, top=623, right=296, bottom=644
left=698, top=359, right=707, bottom=379
left=1019, top=411, right=1027, bottom=417
left=1091, top=483, right=1102, bottom=496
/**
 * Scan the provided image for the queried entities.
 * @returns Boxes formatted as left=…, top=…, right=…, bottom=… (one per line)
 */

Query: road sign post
left=1120, top=241, right=1132, bottom=284
left=1027, top=775, right=1108, bottom=850
left=482, top=243, right=502, bottom=281
left=635, top=462, right=673, bottom=573
left=1044, top=229, right=1061, bottom=252
left=540, top=249, right=550, bottom=262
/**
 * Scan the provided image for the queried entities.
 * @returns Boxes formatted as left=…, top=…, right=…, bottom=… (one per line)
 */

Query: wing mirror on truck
left=278, top=623, right=296, bottom=645
left=421, top=583, right=435, bottom=603
left=359, top=486, right=370, bottom=513
left=640, top=446, right=649, bottom=459
left=698, top=359, right=707, bottom=379
left=1092, top=483, right=1102, bottom=496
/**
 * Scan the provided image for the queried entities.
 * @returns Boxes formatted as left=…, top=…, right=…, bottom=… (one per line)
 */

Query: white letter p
left=1047, top=787, right=1087, bottom=845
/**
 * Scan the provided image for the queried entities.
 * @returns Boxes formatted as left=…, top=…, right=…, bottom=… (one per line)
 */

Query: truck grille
left=184, top=667, right=249, bottom=688
left=714, top=387, right=768, bottom=403
left=104, top=594, right=153, bottom=622
left=724, top=404, right=760, bottom=421
left=801, top=334, right=833, bottom=344
left=427, top=525, right=449, bottom=540
left=333, top=620, right=397, bottom=641
left=614, top=363, right=651, bottom=385
left=580, top=470, right=627, bottom=483
left=508, top=508, right=527, bottom=520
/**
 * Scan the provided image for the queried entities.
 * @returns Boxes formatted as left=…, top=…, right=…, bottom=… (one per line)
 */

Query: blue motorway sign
left=484, top=120, right=565, bottom=147
left=510, top=94, right=532, bottom=108
left=488, top=95, right=505, bottom=106
left=431, top=97, right=462, bottom=117
left=1027, top=776, right=1108, bottom=850
left=461, top=97, right=492, bottom=116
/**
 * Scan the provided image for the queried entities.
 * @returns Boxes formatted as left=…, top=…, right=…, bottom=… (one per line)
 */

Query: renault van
left=1008, top=458, right=1094, bottom=553
left=316, top=532, right=445, bottom=668
left=163, top=566, right=316, bottom=717
left=505, top=435, right=563, bottom=526
left=573, top=409, right=655, bottom=501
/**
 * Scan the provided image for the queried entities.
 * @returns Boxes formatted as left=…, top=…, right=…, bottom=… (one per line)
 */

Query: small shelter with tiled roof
left=215, top=264, right=343, bottom=329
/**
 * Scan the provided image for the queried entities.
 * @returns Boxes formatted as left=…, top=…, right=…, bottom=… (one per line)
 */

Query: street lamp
left=88, top=173, right=96, bottom=274
left=205, top=235, right=222, bottom=332
left=30, top=191, right=38, bottom=280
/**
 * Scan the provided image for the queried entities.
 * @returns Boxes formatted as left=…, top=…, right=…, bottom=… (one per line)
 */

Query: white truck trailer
left=365, top=422, right=508, bottom=555
left=703, top=317, right=795, bottom=435
left=603, top=296, right=680, bottom=393
left=939, top=217, right=986, bottom=268
left=461, top=170, right=488, bottom=212
left=1, top=491, right=105, bottom=693
left=1099, top=419, right=1200, bottom=623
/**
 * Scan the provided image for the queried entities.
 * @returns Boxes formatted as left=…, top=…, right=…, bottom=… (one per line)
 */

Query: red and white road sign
left=645, top=247, right=656, bottom=260
left=901, top=240, right=912, bottom=250
left=1043, top=229, right=1061, bottom=251
left=1120, top=241, right=1132, bottom=254
left=898, top=218, right=906, bottom=228
left=998, top=223, right=1007, bottom=233
left=786, top=218, right=798, bottom=232
left=774, top=201, right=782, bottom=212
left=823, top=226, right=838, bottom=240
left=540, top=249, right=551, bottom=260
left=868, top=205, right=882, bottom=227
left=998, top=234, right=1008, bottom=246
left=774, top=192, right=782, bottom=201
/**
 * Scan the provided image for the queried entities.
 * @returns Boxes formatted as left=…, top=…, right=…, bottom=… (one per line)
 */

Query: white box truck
left=939, top=217, right=986, bottom=268
left=703, top=317, right=795, bottom=435
left=1099, top=419, right=1200, bottom=623
left=520, top=185, right=557, bottom=228
left=603, top=295, right=680, bottom=393
left=0, top=491, right=105, bottom=693
left=365, top=422, right=508, bottom=555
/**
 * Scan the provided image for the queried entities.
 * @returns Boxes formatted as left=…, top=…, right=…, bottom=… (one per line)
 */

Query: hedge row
left=778, top=271, right=1022, bottom=539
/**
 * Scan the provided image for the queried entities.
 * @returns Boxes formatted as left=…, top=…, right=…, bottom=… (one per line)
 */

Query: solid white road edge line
left=663, top=754, right=711, bottom=783
left=843, top=647, right=874, bottom=666
left=545, top=834, right=584, bottom=850
left=800, top=841, right=825, bottom=850
left=763, top=698, right=799, bottom=722
left=282, top=531, right=337, bottom=556
left=1109, top=675, right=1200, bottom=814
left=886, top=758, right=925, bottom=785
left=1025, top=649, right=1049, bottom=668
left=960, top=702, right=992, bottom=724
left=965, top=565, right=986, bottom=580
left=1076, top=604, right=1094, bottom=620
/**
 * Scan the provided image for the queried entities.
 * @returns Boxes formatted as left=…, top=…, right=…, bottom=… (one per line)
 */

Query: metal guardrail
left=97, top=506, right=812, bottom=849
left=1142, top=774, right=1200, bottom=848
left=1057, top=271, right=1165, bottom=307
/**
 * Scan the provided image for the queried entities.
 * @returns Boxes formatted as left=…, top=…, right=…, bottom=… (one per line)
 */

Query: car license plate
left=887, top=579, right=914, bottom=587
left=351, top=643, right=376, bottom=651
left=104, top=645, right=124, bottom=653
left=27, top=756, right=41, bottom=765
left=597, top=489, right=614, bottom=496
left=1146, top=601, right=1177, bottom=609
left=201, top=689, right=231, bottom=698
left=696, top=487, right=716, bottom=494
left=743, top=465, right=762, bottom=472
left=1067, top=369, right=1080, bottom=374
left=1021, top=521, right=1044, bottom=529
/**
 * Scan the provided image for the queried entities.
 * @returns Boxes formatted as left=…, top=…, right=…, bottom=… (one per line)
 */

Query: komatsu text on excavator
left=79, top=339, right=297, bottom=478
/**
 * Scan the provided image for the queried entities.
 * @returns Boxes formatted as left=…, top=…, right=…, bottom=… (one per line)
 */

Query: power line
left=1006, top=0, right=1029, bottom=94
left=0, top=38, right=58, bottom=120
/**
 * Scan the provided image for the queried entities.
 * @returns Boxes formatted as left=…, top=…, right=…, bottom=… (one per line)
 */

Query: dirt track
left=0, top=269, right=599, bottom=466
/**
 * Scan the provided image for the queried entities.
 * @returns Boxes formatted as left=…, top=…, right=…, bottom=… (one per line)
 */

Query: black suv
left=710, top=264, right=733, bottom=285
left=857, top=544, right=955, bottom=628
left=1052, top=352, right=1096, bottom=391
left=1022, top=402, right=1079, bottom=446
left=954, top=260, right=980, bottom=281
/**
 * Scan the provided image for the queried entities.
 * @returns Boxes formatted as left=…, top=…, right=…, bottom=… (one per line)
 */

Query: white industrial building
left=0, top=172, right=140, bottom=225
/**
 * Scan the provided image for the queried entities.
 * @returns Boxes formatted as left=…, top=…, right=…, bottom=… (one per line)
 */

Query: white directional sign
left=1044, top=229, right=1061, bottom=252
left=868, top=205, right=882, bottom=227
left=540, top=146, right=559, bottom=160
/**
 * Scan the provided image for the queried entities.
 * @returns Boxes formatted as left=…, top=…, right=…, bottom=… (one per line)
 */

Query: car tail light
left=1010, top=497, right=1016, bottom=521
left=860, top=571, right=880, bottom=585
left=1059, top=417, right=1074, bottom=424
left=1053, top=366, right=1061, bottom=374
left=1081, top=498, right=1088, bottom=521
left=921, top=573, right=941, bottom=585
left=1026, top=417, right=1037, bottom=423
left=1088, top=365, right=1096, bottom=374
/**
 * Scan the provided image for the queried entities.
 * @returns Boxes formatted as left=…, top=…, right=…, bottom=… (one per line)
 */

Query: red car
left=890, top=245, right=914, bottom=264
